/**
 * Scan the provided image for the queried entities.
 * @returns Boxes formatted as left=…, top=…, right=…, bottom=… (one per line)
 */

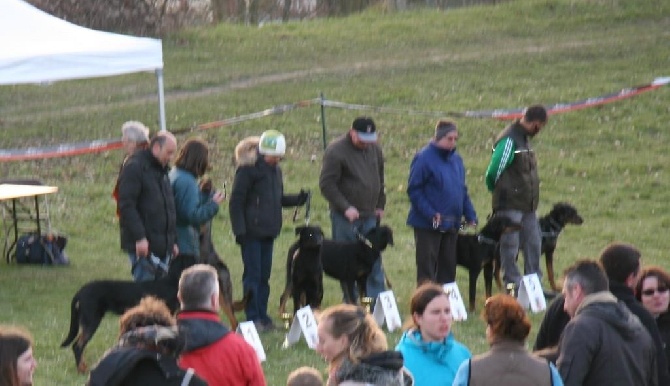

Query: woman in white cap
left=229, top=130, right=308, bottom=331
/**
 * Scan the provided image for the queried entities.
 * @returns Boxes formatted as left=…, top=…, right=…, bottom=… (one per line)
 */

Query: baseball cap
left=352, top=117, right=377, bottom=143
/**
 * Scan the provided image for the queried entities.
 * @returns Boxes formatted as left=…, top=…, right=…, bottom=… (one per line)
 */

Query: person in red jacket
left=177, top=264, right=266, bottom=386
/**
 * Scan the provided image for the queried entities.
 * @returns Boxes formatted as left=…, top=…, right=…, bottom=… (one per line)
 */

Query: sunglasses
left=641, top=286, right=669, bottom=296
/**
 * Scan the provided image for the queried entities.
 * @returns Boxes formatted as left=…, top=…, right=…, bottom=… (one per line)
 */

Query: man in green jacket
left=485, top=105, right=547, bottom=292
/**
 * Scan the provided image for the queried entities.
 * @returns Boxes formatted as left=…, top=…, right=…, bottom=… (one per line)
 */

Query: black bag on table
left=15, top=233, right=69, bottom=265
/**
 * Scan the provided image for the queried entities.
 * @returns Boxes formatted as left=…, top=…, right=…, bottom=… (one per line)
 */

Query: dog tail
left=60, top=296, right=80, bottom=347
left=233, top=290, right=252, bottom=312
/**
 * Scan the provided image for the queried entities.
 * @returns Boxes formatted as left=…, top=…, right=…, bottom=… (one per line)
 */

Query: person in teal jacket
left=169, top=138, right=224, bottom=257
left=396, top=282, right=471, bottom=386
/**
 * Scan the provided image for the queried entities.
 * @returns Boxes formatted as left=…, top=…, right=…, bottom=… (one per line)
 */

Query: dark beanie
left=435, top=120, right=457, bottom=141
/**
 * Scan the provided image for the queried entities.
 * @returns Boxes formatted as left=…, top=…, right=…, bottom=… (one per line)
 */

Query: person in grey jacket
left=319, top=117, right=386, bottom=303
left=557, top=259, right=657, bottom=386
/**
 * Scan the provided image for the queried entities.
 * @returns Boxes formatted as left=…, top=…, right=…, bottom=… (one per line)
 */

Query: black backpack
left=15, top=233, right=68, bottom=265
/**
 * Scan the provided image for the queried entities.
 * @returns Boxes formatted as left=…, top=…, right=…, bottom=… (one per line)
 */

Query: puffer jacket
left=395, top=330, right=470, bottom=386
left=406, top=142, right=477, bottom=231
left=87, top=325, right=207, bottom=386
left=118, top=149, right=177, bottom=258
left=229, top=137, right=302, bottom=240
left=335, top=351, right=413, bottom=386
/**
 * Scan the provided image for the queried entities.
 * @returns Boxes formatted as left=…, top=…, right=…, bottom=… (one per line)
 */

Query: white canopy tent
left=0, top=0, right=167, bottom=131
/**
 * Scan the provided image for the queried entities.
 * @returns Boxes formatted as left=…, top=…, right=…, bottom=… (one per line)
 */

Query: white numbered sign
left=372, top=290, right=402, bottom=332
left=517, top=273, right=547, bottom=313
left=442, top=282, right=468, bottom=321
left=284, top=305, right=319, bottom=349
left=236, top=321, right=266, bottom=362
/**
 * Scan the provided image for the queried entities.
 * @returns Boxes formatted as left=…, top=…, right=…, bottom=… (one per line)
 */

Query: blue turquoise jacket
left=406, top=142, right=477, bottom=231
left=169, top=167, right=219, bottom=256
left=395, top=330, right=471, bottom=386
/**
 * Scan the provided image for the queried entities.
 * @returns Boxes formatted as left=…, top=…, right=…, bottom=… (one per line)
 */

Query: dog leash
left=352, top=225, right=374, bottom=249
left=292, top=189, right=311, bottom=224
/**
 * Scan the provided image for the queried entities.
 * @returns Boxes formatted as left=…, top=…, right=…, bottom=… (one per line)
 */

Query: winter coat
left=609, top=281, right=670, bottom=384
left=169, top=167, right=219, bottom=256
left=656, top=311, right=670, bottom=377
left=533, top=294, right=570, bottom=354
left=406, top=142, right=476, bottom=231
left=87, top=325, right=206, bottom=386
left=319, top=133, right=386, bottom=218
left=118, top=149, right=177, bottom=258
left=178, top=311, right=266, bottom=386
left=229, top=137, right=302, bottom=240
left=335, top=351, right=413, bottom=386
left=556, top=291, right=657, bottom=386
left=395, top=330, right=470, bottom=386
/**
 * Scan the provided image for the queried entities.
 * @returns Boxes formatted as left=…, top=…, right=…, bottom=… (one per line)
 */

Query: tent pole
left=156, top=69, right=167, bottom=132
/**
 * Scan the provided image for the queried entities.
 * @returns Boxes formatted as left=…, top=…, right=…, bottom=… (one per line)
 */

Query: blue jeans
left=240, top=238, right=274, bottom=323
left=330, top=211, right=386, bottom=304
left=127, top=253, right=169, bottom=282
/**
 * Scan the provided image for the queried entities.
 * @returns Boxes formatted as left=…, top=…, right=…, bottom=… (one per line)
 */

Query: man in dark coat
left=119, top=131, right=178, bottom=281
left=557, top=259, right=657, bottom=386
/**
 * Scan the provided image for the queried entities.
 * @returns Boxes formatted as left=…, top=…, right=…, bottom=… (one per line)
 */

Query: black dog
left=320, top=225, right=394, bottom=304
left=278, top=225, right=325, bottom=316
left=536, top=202, right=583, bottom=291
left=61, top=255, right=197, bottom=373
left=491, top=202, right=584, bottom=294
left=456, top=215, right=521, bottom=311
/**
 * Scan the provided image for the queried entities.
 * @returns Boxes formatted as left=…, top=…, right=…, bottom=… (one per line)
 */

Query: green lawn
left=1, top=0, right=669, bottom=384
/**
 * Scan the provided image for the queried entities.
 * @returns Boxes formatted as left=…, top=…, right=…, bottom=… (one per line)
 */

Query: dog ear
left=387, top=228, right=394, bottom=245
left=295, top=226, right=304, bottom=235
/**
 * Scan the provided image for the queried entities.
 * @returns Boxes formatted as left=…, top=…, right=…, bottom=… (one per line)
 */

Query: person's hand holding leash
left=136, top=238, right=149, bottom=257
left=296, top=189, right=309, bottom=206
left=345, top=206, right=360, bottom=222
left=375, top=208, right=384, bottom=220
left=212, top=190, right=225, bottom=204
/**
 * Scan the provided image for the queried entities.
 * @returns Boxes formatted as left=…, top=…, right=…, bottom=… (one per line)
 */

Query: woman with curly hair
left=0, top=325, right=37, bottom=386
left=453, top=294, right=563, bottom=386
left=395, top=282, right=470, bottom=386
left=635, top=266, right=670, bottom=376
left=87, top=296, right=207, bottom=386
left=315, top=304, right=412, bottom=386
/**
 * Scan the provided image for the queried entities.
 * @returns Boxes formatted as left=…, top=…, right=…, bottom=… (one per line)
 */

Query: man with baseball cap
left=319, top=116, right=387, bottom=304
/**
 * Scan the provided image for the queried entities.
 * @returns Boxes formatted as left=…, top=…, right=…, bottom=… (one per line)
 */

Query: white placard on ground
left=442, top=282, right=468, bottom=321
left=372, top=290, right=402, bottom=332
left=284, top=305, right=319, bottom=349
left=517, top=273, right=547, bottom=313
left=236, top=321, right=266, bottom=362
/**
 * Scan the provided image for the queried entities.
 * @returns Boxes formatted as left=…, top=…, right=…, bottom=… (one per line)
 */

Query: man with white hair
left=177, top=264, right=266, bottom=386
left=112, top=121, right=150, bottom=217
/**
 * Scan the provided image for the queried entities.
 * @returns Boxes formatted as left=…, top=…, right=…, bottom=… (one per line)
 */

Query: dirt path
left=3, top=31, right=666, bottom=123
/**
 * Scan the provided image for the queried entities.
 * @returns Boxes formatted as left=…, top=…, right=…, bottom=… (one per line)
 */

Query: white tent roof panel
left=0, top=0, right=163, bottom=85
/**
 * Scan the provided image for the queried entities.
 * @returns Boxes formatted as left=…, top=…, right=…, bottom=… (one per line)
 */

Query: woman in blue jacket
left=396, top=282, right=471, bottom=386
left=407, top=120, right=477, bottom=285
left=169, top=138, right=224, bottom=258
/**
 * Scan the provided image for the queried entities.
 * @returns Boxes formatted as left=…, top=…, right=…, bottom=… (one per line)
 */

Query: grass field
left=1, top=0, right=669, bottom=384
